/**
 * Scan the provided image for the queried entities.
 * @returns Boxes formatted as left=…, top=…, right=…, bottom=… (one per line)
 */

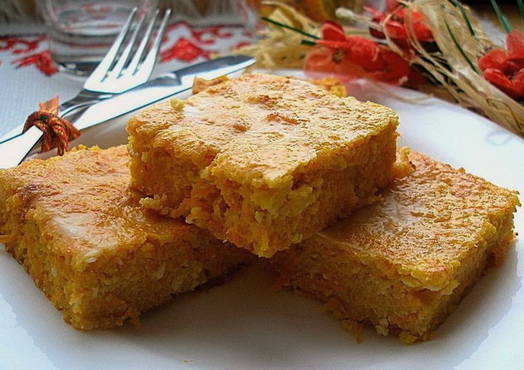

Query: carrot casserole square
left=128, top=73, right=399, bottom=257
left=0, top=146, right=250, bottom=330
left=271, top=150, right=520, bottom=342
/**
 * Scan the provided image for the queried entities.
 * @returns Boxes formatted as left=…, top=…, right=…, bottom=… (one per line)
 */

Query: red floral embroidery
left=478, top=30, right=524, bottom=99
left=2, top=24, right=245, bottom=75
left=166, top=22, right=233, bottom=45
left=160, top=37, right=211, bottom=63
left=159, top=22, right=241, bottom=64
left=0, top=35, right=57, bottom=76
left=0, top=35, right=46, bottom=54
left=12, top=50, right=58, bottom=76
left=305, top=21, right=420, bottom=85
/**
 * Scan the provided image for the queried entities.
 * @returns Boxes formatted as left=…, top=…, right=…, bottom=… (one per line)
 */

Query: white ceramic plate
left=1, top=74, right=523, bottom=370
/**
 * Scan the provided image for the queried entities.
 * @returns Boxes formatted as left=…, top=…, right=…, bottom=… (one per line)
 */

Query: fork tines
left=84, top=7, right=172, bottom=94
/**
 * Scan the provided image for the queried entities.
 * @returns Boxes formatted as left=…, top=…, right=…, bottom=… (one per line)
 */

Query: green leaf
left=444, top=19, right=479, bottom=73
left=301, top=40, right=317, bottom=46
left=518, top=0, right=524, bottom=18
left=449, top=0, right=476, bottom=36
left=261, top=17, right=320, bottom=40
left=490, top=0, right=512, bottom=33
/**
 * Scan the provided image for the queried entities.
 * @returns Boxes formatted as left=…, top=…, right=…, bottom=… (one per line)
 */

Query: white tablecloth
left=0, top=22, right=252, bottom=138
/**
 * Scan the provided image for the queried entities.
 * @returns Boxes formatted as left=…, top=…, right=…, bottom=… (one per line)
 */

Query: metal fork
left=0, top=8, right=171, bottom=169
left=0, top=6, right=171, bottom=144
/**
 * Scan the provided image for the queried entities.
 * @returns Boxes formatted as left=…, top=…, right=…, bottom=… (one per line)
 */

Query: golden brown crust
left=320, top=151, right=520, bottom=288
left=192, top=75, right=230, bottom=94
left=0, top=146, right=190, bottom=263
left=272, top=151, right=520, bottom=341
left=131, top=73, right=397, bottom=184
left=0, top=146, right=250, bottom=329
left=128, top=73, right=399, bottom=256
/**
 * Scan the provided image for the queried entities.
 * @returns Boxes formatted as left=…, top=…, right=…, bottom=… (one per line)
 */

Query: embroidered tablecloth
left=0, top=22, right=253, bottom=138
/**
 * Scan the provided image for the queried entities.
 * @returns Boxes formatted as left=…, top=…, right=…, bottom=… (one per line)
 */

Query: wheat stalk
left=401, top=0, right=524, bottom=135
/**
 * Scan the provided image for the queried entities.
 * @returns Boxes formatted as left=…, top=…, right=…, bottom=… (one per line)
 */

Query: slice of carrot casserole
left=127, top=73, right=399, bottom=257
left=0, top=146, right=250, bottom=330
left=271, top=151, right=520, bottom=342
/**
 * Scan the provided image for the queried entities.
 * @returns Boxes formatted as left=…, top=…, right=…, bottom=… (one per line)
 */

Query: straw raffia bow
left=23, top=97, right=80, bottom=156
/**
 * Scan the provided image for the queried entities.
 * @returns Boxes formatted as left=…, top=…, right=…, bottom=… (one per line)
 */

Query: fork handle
left=0, top=90, right=111, bottom=146
left=0, top=104, right=97, bottom=169
left=0, top=126, right=42, bottom=169
left=0, top=91, right=112, bottom=169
